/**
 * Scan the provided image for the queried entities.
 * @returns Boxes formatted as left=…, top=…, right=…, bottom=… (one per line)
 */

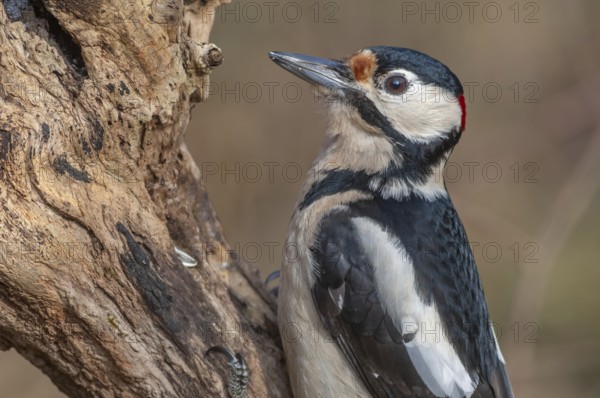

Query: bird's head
left=269, top=47, right=466, bottom=191
left=269, top=46, right=465, bottom=139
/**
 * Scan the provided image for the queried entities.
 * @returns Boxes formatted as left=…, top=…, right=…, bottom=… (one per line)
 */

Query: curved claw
left=175, top=246, right=198, bottom=268
left=206, top=345, right=249, bottom=398
left=264, top=270, right=281, bottom=297
left=205, top=345, right=237, bottom=362
left=264, top=269, right=281, bottom=285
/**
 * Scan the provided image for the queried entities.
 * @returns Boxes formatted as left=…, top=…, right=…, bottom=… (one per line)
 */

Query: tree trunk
left=0, top=1, right=291, bottom=396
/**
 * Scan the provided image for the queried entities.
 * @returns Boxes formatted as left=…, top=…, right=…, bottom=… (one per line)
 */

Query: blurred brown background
left=2, top=0, right=599, bottom=397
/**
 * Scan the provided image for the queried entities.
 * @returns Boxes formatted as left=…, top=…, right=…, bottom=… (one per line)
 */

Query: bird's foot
left=264, top=270, right=281, bottom=297
left=206, top=346, right=249, bottom=398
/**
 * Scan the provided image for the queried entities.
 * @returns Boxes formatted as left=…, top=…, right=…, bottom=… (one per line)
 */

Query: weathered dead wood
left=0, top=1, right=290, bottom=396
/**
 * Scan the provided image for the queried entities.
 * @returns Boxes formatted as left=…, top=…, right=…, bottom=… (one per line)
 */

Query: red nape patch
left=348, top=51, right=376, bottom=82
left=458, top=94, right=467, bottom=132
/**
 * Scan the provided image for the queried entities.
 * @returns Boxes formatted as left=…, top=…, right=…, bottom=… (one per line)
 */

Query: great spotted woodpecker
left=269, top=47, right=514, bottom=398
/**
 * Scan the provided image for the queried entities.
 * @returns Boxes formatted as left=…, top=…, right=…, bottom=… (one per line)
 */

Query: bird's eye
left=384, top=75, right=408, bottom=94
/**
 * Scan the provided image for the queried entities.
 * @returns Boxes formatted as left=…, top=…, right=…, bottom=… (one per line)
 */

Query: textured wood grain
left=0, top=1, right=290, bottom=396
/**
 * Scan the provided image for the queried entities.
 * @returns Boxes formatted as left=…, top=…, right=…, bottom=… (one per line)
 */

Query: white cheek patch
left=381, top=84, right=462, bottom=139
left=367, top=69, right=463, bottom=139
left=352, top=217, right=477, bottom=398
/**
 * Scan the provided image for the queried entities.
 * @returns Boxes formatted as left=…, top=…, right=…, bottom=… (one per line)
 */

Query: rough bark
left=0, top=0, right=290, bottom=396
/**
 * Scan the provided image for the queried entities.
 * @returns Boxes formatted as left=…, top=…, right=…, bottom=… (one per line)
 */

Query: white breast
left=278, top=200, right=372, bottom=398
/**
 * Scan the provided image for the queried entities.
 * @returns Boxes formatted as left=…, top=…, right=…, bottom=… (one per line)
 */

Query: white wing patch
left=492, top=326, right=506, bottom=364
left=352, top=217, right=477, bottom=398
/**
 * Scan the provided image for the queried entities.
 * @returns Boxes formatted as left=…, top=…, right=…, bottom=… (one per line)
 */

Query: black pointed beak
left=268, top=51, right=353, bottom=94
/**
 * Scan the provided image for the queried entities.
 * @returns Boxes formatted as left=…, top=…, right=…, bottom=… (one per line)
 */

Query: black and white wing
left=310, top=198, right=513, bottom=398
